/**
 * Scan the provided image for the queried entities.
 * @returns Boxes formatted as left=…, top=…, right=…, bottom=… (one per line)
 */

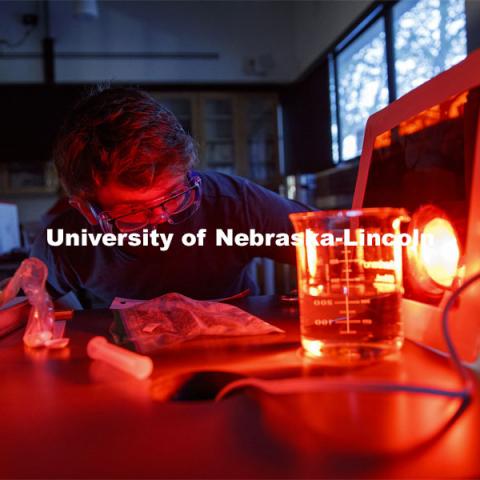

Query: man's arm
left=30, top=233, right=74, bottom=300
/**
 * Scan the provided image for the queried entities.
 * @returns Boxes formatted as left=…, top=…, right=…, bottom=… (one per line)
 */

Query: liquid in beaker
left=290, top=208, right=407, bottom=363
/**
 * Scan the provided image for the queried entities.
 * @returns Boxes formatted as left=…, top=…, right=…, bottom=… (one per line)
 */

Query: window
left=329, top=0, right=468, bottom=164
left=336, top=18, right=389, bottom=161
left=393, top=0, right=467, bottom=97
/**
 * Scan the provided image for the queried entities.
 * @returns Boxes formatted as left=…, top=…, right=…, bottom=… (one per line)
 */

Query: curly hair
left=54, top=86, right=197, bottom=198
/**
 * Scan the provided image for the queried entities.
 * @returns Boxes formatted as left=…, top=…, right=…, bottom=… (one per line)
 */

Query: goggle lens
left=99, top=175, right=201, bottom=233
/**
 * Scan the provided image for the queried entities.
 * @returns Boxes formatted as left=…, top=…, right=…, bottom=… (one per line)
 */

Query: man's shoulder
left=198, top=170, right=256, bottom=200
left=197, top=170, right=311, bottom=213
left=41, top=205, right=90, bottom=232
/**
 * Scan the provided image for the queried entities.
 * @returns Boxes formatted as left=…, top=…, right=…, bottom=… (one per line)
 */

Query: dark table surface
left=1, top=295, right=479, bottom=479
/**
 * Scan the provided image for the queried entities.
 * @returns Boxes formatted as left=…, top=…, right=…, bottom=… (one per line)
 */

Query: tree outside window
left=337, top=18, right=389, bottom=161
left=394, top=0, right=467, bottom=97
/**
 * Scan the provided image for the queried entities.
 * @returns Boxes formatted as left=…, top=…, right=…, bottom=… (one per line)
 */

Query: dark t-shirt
left=31, top=171, right=310, bottom=308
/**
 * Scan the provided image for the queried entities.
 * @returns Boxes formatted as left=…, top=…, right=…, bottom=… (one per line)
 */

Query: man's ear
left=68, top=197, right=98, bottom=225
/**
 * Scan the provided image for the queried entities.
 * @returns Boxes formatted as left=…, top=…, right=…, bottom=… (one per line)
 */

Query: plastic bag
left=0, top=257, right=63, bottom=348
left=115, top=292, right=284, bottom=353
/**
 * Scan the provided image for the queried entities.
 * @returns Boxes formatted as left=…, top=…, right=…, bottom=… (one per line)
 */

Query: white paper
left=110, top=297, right=147, bottom=310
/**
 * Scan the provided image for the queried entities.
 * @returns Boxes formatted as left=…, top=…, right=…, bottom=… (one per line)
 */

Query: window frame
left=329, top=0, right=467, bottom=164
left=330, top=3, right=393, bottom=164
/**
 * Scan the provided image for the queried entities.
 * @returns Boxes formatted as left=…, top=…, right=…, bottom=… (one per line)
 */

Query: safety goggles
left=90, top=172, right=202, bottom=233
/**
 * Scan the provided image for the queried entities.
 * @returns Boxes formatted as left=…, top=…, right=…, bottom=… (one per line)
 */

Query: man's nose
left=148, top=207, right=168, bottom=224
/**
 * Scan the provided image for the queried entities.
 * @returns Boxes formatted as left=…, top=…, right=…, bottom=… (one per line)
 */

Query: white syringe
left=87, top=336, right=153, bottom=380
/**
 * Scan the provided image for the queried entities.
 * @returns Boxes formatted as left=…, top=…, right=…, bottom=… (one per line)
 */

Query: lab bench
left=0, top=296, right=479, bottom=479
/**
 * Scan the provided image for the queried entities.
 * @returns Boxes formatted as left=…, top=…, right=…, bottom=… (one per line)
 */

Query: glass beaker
left=289, top=208, right=409, bottom=363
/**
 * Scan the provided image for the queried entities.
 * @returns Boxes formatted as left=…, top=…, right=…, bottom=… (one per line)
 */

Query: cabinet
left=201, top=96, right=237, bottom=176
left=149, top=92, right=281, bottom=188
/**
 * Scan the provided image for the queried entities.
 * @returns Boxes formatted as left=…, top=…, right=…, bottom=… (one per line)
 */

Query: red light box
left=353, top=49, right=480, bottom=366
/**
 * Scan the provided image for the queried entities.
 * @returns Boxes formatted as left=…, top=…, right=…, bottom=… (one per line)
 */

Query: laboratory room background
left=1, top=1, right=480, bottom=479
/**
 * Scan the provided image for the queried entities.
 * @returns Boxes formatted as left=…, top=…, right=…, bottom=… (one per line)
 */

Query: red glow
left=399, top=91, right=468, bottom=137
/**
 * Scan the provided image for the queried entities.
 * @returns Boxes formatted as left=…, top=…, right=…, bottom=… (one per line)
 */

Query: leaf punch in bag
left=114, top=292, right=284, bottom=354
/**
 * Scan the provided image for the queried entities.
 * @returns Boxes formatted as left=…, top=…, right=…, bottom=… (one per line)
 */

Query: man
left=32, top=87, right=310, bottom=308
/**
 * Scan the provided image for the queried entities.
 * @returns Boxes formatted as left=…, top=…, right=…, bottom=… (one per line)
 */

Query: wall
left=0, top=0, right=379, bottom=85
left=0, top=0, right=297, bottom=84
left=0, top=1, right=44, bottom=82
left=281, top=59, right=332, bottom=175
left=292, top=0, right=372, bottom=75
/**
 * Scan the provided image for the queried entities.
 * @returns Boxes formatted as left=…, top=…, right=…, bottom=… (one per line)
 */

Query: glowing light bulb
left=420, top=218, right=460, bottom=288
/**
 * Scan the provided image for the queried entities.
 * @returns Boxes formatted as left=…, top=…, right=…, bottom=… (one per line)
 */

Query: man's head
left=54, top=86, right=198, bottom=227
